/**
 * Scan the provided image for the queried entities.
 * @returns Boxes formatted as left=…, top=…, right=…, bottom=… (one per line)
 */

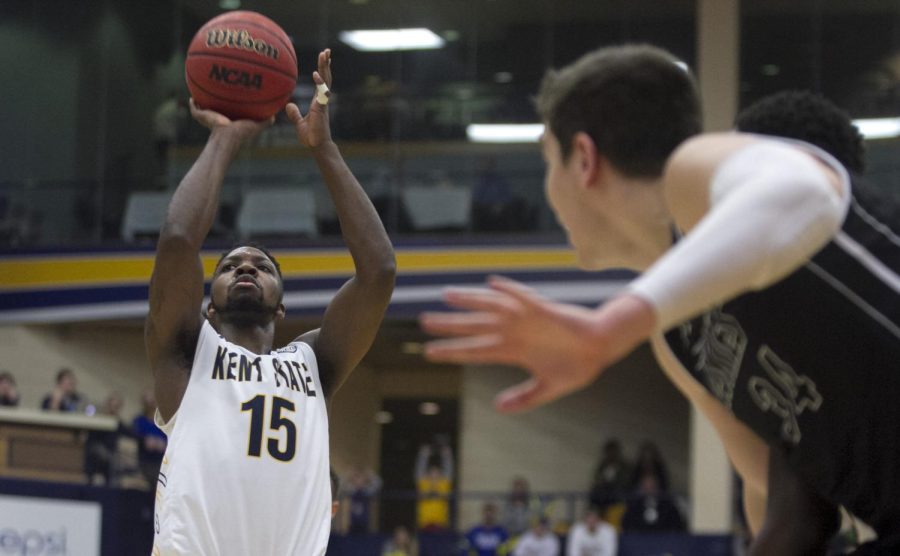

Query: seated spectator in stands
left=132, top=389, right=167, bottom=488
left=471, top=157, right=534, bottom=232
left=503, top=477, right=541, bottom=538
left=85, top=392, right=131, bottom=485
left=343, top=466, right=383, bottom=534
left=628, top=441, right=670, bottom=493
left=0, top=371, right=20, bottom=407
left=416, top=441, right=454, bottom=532
left=513, top=517, right=559, bottom=556
left=41, top=368, right=83, bottom=412
left=566, top=508, right=617, bottom=556
left=331, top=467, right=341, bottom=519
left=383, top=525, right=418, bottom=556
left=462, top=502, right=510, bottom=556
left=367, top=166, right=412, bottom=233
left=588, top=439, right=630, bottom=515
left=621, top=475, right=686, bottom=533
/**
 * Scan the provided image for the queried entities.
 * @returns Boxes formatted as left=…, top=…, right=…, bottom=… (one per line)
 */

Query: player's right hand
left=189, top=98, right=274, bottom=142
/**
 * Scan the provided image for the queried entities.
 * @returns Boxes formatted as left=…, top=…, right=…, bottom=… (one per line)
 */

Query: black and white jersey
left=664, top=176, right=900, bottom=534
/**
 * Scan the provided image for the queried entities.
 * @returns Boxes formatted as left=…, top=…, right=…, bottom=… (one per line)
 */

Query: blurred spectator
left=331, top=467, right=341, bottom=519
left=367, top=166, right=412, bottom=233
left=132, top=389, right=167, bottom=489
left=342, top=466, right=383, bottom=534
left=629, top=441, right=670, bottom=493
left=41, top=368, right=83, bottom=412
left=513, top=517, right=559, bottom=556
left=621, top=475, right=686, bottom=533
left=415, top=442, right=454, bottom=532
left=0, top=202, right=41, bottom=246
left=566, top=508, right=617, bottom=556
left=471, top=156, right=534, bottom=232
left=462, top=502, right=510, bottom=556
left=153, top=90, right=187, bottom=178
left=0, top=371, right=20, bottom=407
left=503, top=477, right=541, bottom=537
left=85, top=392, right=131, bottom=485
left=588, top=439, right=630, bottom=515
left=383, top=525, right=418, bottom=556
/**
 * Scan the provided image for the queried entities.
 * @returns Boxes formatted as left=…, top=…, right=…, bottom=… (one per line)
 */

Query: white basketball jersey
left=152, top=320, right=331, bottom=556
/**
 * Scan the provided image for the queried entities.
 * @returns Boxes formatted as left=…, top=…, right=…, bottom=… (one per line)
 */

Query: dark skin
left=750, top=448, right=840, bottom=556
left=146, top=49, right=396, bottom=421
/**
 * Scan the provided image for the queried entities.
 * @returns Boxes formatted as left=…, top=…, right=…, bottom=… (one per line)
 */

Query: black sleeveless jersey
left=663, top=178, right=900, bottom=534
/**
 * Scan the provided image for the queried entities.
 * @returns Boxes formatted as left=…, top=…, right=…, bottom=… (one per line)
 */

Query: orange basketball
left=185, top=11, right=298, bottom=121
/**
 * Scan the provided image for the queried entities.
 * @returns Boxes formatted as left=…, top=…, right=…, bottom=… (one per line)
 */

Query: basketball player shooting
left=421, top=45, right=900, bottom=554
left=146, top=49, right=396, bottom=555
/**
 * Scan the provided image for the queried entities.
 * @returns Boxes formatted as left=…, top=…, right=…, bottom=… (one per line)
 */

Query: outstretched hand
left=189, top=98, right=274, bottom=144
left=286, top=49, right=333, bottom=149
left=420, top=276, right=657, bottom=413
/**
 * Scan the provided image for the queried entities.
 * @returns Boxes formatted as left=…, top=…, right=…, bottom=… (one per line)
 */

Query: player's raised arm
left=145, top=102, right=273, bottom=421
left=627, top=133, right=847, bottom=332
left=288, top=49, right=396, bottom=398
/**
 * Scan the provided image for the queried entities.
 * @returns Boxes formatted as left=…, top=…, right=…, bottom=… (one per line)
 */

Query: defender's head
left=736, top=90, right=865, bottom=174
left=536, top=44, right=701, bottom=179
left=207, top=243, right=286, bottom=327
left=535, top=45, right=701, bottom=270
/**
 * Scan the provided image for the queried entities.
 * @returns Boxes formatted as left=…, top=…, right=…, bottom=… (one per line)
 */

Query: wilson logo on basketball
left=206, top=28, right=280, bottom=60
left=208, top=64, right=263, bottom=89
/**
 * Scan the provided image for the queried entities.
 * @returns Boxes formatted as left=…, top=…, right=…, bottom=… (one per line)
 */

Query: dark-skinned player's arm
left=145, top=102, right=273, bottom=422
left=748, top=448, right=839, bottom=556
left=291, top=49, right=396, bottom=399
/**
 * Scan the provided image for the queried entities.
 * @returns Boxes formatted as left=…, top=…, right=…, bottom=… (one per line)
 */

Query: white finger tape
left=316, top=83, right=330, bottom=105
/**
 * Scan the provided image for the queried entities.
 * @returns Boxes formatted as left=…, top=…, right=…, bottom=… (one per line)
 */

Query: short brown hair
left=536, top=44, right=702, bottom=178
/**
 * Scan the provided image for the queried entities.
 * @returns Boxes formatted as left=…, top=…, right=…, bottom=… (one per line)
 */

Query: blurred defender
left=422, top=45, right=900, bottom=554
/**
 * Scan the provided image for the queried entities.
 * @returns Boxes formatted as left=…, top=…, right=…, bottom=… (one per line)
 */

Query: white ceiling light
left=853, top=117, right=900, bottom=140
left=218, top=0, right=240, bottom=9
left=466, top=123, right=544, bottom=143
left=339, top=28, right=445, bottom=51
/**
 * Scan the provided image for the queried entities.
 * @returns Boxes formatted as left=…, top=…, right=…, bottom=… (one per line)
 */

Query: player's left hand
left=420, top=276, right=656, bottom=413
left=286, top=48, right=333, bottom=149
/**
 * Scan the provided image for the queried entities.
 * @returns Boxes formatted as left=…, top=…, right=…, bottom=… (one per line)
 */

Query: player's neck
left=216, top=320, right=276, bottom=354
left=606, top=175, right=672, bottom=271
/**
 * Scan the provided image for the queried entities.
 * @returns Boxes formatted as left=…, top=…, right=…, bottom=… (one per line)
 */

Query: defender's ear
left=572, top=131, right=603, bottom=190
left=276, top=302, right=286, bottom=321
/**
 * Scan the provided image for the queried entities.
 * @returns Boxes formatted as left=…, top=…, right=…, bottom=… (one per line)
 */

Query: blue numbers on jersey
left=240, top=395, right=297, bottom=462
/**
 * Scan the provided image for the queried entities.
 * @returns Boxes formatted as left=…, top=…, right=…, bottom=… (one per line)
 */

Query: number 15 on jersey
left=241, top=395, right=297, bottom=462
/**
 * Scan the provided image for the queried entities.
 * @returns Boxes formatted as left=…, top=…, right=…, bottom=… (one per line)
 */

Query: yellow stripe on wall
left=0, top=248, right=578, bottom=291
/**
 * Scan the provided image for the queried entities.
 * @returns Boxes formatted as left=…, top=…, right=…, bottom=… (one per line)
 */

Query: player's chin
left=226, top=290, right=264, bottom=307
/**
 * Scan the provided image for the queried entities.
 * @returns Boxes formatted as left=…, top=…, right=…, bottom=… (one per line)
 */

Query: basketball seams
left=196, top=19, right=296, bottom=65
left=186, top=51, right=298, bottom=81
